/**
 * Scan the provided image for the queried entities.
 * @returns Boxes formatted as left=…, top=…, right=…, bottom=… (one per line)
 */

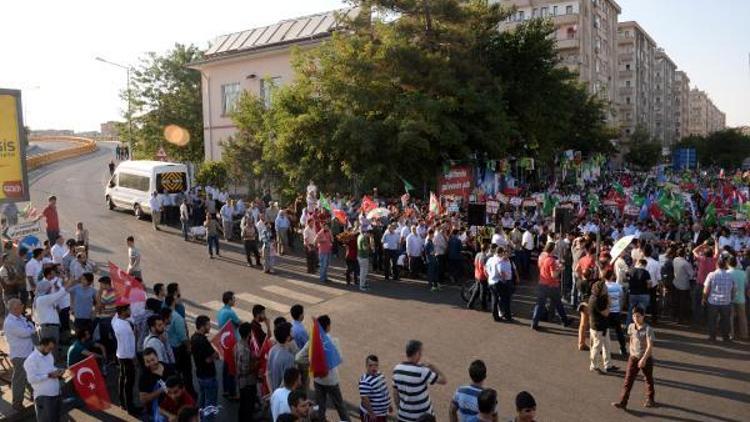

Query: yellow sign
left=0, top=90, right=30, bottom=202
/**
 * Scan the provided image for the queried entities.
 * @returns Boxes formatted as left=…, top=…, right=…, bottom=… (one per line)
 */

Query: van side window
left=118, top=173, right=149, bottom=192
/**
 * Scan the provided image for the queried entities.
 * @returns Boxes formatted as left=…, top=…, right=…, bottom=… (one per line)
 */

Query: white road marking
left=262, top=285, right=324, bottom=304
left=235, top=292, right=289, bottom=313
left=283, top=279, right=347, bottom=296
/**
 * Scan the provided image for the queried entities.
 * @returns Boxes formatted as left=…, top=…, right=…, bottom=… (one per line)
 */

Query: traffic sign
left=155, top=146, right=167, bottom=161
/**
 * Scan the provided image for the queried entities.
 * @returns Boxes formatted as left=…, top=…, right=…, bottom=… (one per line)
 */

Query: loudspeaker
left=467, top=203, right=486, bottom=226
left=554, top=207, right=573, bottom=234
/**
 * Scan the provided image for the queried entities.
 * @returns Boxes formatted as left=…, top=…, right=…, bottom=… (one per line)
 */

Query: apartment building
left=190, top=9, right=358, bottom=160
left=497, top=0, right=622, bottom=115
left=616, top=21, right=657, bottom=138
left=654, top=49, right=676, bottom=146
left=673, top=71, right=690, bottom=141
left=688, top=89, right=725, bottom=137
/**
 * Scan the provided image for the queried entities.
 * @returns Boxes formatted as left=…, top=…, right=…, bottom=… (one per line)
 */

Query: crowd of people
left=2, top=162, right=750, bottom=421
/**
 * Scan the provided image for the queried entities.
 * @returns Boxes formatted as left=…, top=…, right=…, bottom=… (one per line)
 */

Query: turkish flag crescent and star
left=108, top=262, right=147, bottom=306
left=70, top=355, right=110, bottom=411
left=211, top=321, right=237, bottom=375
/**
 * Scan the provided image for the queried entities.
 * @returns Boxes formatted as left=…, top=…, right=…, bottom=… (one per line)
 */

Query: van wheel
left=134, top=204, right=143, bottom=220
left=107, top=196, right=115, bottom=210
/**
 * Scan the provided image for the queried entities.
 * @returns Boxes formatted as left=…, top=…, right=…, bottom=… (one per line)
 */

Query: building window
left=567, top=26, right=576, bottom=39
left=221, top=83, right=241, bottom=116
left=626, top=97, right=631, bottom=104
left=541, top=7, right=548, bottom=17
left=594, top=16, right=600, bottom=28
left=553, top=6, right=558, bottom=15
left=259, top=76, right=282, bottom=108
left=532, top=8, right=538, bottom=17
left=566, top=5, right=573, bottom=14
left=625, top=80, right=631, bottom=87
left=625, top=64, right=631, bottom=71
left=518, top=11, right=525, bottom=20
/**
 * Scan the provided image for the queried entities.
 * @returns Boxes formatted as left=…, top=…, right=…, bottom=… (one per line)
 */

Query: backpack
left=661, top=259, right=675, bottom=288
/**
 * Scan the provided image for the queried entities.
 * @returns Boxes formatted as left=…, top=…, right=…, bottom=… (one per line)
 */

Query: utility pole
left=96, top=57, right=133, bottom=157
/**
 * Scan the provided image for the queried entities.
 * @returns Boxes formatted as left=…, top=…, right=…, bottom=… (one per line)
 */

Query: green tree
left=124, top=44, right=204, bottom=162
left=224, top=1, right=614, bottom=194
left=195, top=161, right=228, bottom=189
left=676, top=129, right=750, bottom=168
left=624, top=126, right=661, bottom=169
left=484, top=18, right=614, bottom=163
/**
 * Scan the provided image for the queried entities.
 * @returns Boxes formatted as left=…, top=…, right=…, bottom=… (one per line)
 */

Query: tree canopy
left=675, top=129, right=750, bottom=169
left=224, top=0, right=614, bottom=194
left=125, top=43, right=204, bottom=162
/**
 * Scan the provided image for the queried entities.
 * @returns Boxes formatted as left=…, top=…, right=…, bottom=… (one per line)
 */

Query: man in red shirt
left=531, top=243, right=571, bottom=330
left=41, top=196, right=60, bottom=243
left=160, top=375, right=195, bottom=420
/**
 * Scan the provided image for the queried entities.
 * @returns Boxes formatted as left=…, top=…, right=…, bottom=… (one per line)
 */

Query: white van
left=105, top=160, right=189, bottom=218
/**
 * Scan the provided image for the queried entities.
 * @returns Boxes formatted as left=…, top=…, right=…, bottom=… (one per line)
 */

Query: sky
left=1, top=0, right=748, bottom=132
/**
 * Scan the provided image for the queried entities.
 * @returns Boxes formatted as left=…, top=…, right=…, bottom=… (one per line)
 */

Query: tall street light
left=96, top=56, right=133, bottom=156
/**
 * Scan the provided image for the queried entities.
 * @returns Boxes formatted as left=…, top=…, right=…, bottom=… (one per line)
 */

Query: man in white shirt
left=485, top=247, right=504, bottom=322
left=24, top=248, right=44, bottom=298
left=518, top=226, right=535, bottom=282
left=148, top=191, right=162, bottom=231
left=112, top=304, right=137, bottom=415
left=24, top=337, right=64, bottom=421
left=271, top=367, right=302, bottom=421
left=143, top=314, right=175, bottom=366
left=303, top=219, right=318, bottom=274
left=4, top=298, right=35, bottom=410
left=32, top=276, right=68, bottom=358
left=275, top=210, right=291, bottom=255
left=220, top=199, right=235, bottom=241
left=382, top=224, right=402, bottom=280
left=405, top=227, right=424, bottom=278
left=49, top=236, right=67, bottom=264
left=180, top=199, right=190, bottom=241
left=126, top=236, right=141, bottom=278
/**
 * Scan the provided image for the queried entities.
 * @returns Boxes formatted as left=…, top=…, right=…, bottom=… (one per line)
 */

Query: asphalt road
left=27, top=143, right=750, bottom=421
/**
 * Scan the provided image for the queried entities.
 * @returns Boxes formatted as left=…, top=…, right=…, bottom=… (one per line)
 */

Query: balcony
left=556, top=38, right=580, bottom=50
left=551, top=13, right=578, bottom=26
left=618, top=70, right=633, bottom=79
left=619, top=87, right=634, bottom=96
left=618, top=53, right=633, bottom=62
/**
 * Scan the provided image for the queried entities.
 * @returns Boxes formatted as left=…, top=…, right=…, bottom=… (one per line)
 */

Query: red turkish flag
left=211, top=321, right=237, bottom=375
left=70, top=355, right=110, bottom=411
left=108, top=262, right=147, bottom=306
left=361, top=195, right=377, bottom=213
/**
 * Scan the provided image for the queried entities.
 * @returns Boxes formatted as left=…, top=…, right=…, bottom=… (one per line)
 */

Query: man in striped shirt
left=449, top=360, right=487, bottom=422
left=359, top=355, right=392, bottom=421
left=392, top=340, right=447, bottom=421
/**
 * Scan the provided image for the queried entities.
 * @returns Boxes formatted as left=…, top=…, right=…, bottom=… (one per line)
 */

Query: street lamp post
left=96, top=56, right=133, bottom=157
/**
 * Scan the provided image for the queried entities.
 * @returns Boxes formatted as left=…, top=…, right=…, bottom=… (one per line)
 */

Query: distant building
left=739, top=126, right=750, bottom=136
left=616, top=21, right=657, bottom=138
left=190, top=8, right=358, bottom=161
left=689, top=88, right=725, bottom=137
left=497, top=0, right=622, bottom=121
left=673, top=71, right=690, bottom=141
left=654, top=48, right=676, bottom=146
left=100, top=121, right=121, bottom=140
left=31, top=129, right=75, bottom=137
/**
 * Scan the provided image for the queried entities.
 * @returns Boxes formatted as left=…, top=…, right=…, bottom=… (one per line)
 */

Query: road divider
left=27, top=135, right=98, bottom=170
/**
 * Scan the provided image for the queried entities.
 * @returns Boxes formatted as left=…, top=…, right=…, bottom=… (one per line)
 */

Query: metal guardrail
left=26, top=135, right=98, bottom=170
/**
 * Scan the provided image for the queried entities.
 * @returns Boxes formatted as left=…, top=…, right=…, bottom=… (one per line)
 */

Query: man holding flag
left=296, top=315, right=348, bottom=421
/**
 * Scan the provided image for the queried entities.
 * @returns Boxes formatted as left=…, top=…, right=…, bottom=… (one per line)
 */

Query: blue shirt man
left=449, top=360, right=488, bottom=422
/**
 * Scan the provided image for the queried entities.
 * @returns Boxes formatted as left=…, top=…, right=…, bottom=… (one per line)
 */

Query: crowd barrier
left=26, top=135, right=98, bottom=170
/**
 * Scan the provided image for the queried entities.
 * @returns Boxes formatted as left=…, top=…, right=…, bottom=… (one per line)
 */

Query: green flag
left=542, top=194, right=557, bottom=217
left=319, top=193, right=331, bottom=212
left=401, top=177, right=415, bottom=193
left=632, top=194, right=645, bottom=207
left=612, top=182, right=625, bottom=196
left=587, top=193, right=600, bottom=214
left=703, top=203, right=717, bottom=227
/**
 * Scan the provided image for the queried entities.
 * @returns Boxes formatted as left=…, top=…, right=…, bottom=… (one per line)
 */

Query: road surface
left=26, top=143, right=750, bottom=421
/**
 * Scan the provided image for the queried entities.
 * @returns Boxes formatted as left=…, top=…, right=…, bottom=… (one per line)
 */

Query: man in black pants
left=235, top=322, right=258, bottom=420
left=112, top=305, right=139, bottom=416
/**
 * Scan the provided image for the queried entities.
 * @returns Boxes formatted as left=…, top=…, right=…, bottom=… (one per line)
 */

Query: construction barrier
left=26, top=135, right=98, bottom=170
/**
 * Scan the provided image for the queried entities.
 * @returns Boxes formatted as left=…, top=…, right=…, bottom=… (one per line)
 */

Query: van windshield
left=156, top=171, right=187, bottom=193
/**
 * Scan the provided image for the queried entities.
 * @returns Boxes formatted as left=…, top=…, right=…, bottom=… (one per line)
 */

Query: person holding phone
left=24, top=337, right=65, bottom=422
